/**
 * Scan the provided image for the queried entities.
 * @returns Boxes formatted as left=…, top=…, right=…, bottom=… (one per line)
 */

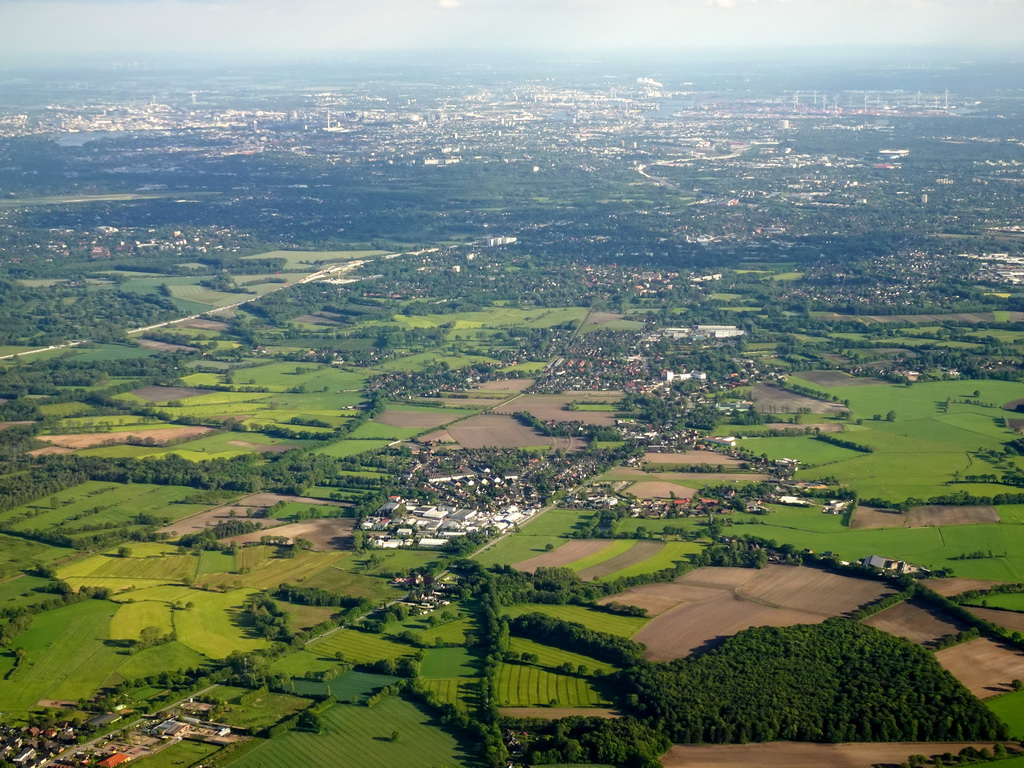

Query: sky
left=1, top=0, right=1023, bottom=61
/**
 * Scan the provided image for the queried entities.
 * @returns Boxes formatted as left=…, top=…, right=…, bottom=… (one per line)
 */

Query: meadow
left=214, top=685, right=314, bottom=731
left=494, top=663, right=609, bottom=708
left=131, top=740, right=222, bottom=768
left=306, top=629, right=415, bottom=665
left=229, top=697, right=480, bottom=768
left=501, top=603, right=648, bottom=637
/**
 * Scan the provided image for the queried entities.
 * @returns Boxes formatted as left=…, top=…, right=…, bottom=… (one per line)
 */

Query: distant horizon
left=2, top=0, right=1023, bottom=69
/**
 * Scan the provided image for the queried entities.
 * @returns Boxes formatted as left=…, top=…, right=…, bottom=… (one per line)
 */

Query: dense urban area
left=0, top=56, right=1023, bottom=768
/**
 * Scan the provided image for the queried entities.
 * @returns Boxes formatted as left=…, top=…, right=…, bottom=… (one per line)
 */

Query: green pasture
left=312, top=440, right=394, bottom=458
left=0, top=575, right=56, bottom=611
left=173, top=588, right=268, bottom=658
left=501, top=604, right=648, bottom=638
left=988, top=691, right=1024, bottom=740
left=131, top=740, right=221, bottom=768
left=269, top=651, right=338, bottom=680
left=215, top=685, right=313, bottom=731
left=110, top=601, right=174, bottom=642
left=232, top=362, right=370, bottom=393
left=740, top=435, right=866, bottom=466
left=420, top=647, right=479, bottom=679
left=391, top=307, right=587, bottom=331
left=291, top=671, right=400, bottom=704
left=379, top=350, right=500, bottom=373
left=230, top=697, right=480, bottom=768
left=495, top=663, right=609, bottom=707
left=307, top=629, right=415, bottom=665
left=59, top=547, right=199, bottom=585
left=199, top=550, right=345, bottom=591
left=0, top=534, right=67, bottom=580
left=507, top=636, right=616, bottom=676
left=112, top=641, right=208, bottom=683
left=419, top=678, right=479, bottom=714
left=965, top=594, right=1024, bottom=612
left=600, top=540, right=704, bottom=581
left=565, top=539, right=635, bottom=572
left=300, top=562, right=399, bottom=603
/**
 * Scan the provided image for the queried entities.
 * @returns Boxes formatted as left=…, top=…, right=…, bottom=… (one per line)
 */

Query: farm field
left=643, top=451, right=745, bottom=466
left=501, top=603, right=648, bottom=637
left=228, top=697, right=480, bottom=768
left=214, top=685, right=313, bottom=731
left=661, top=742, right=1006, bottom=768
left=35, top=426, right=213, bottom=450
left=374, top=404, right=478, bottom=430
left=173, top=589, right=268, bottom=658
left=420, top=647, right=479, bottom=679
left=968, top=593, right=1024, bottom=612
left=936, top=638, right=1024, bottom=698
left=751, top=383, right=849, bottom=416
left=419, top=678, right=479, bottom=713
left=507, top=636, right=616, bottom=676
left=861, top=600, right=971, bottom=647
left=987, top=691, right=1024, bottom=740
left=424, top=414, right=573, bottom=449
left=0, top=534, right=66, bottom=580
left=494, top=663, right=609, bottom=707
left=493, top=392, right=624, bottom=426
left=617, top=565, right=894, bottom=660
left=131, top=740, right=221, bottom=768
left=291, top=671, right=400, bottom=704
left=306, top=628, right=415, bottom=664
left=968, top=607, right=1024, bottom=633
left=224, top=518, right=355, bottom=550
left=851, top=505, right=1001, bottom=529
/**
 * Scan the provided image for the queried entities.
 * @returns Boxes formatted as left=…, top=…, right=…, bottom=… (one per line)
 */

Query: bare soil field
left=136, top=339, right=200, bottom=353
left=622, top=565, right=893, bottom=660
left=936, top=637, right=1024, bottom=698
left=851, top=505, right=1000, bottom=529
left=28, top=446, right=74, bottom=456
left=178, top=318, right=229, bottom=331
left=849, top=506, right=904, bottom=529
left=514, top=540, right=613, bottom=573
left=498, top=707, right=620, bottom=719
left=475, top=379, right=534, bottom=392
left=598, top=583, right=727, bottom=617
left=429, top=397, right=506, bottom=407
left=494, top=392, right=624, bottom=425
left=643, top=451, right=744, bottom=466
left=39, top=426, right=213, bottom=449
left=1004, top=398, right=1024, bottom=413
left=907, top=505, right=1000, bottom=526
left=926, top=578, right=1005, bottom=597
left=159, top=492, right=347, bottom=536
left=967, top=607, right=1024, bottom=633
left=794, top=370, right=886, bottom=387
left=375, top=409, right=461, bottom=430
left=226, top=440, right=295, bottom=454
left=131, top=385, right=215, bottom=402
left=752, top=383, right=849, bottom=416
left=662, top=742, right=1004, bottom=768
left=626, top=481, right=697, bottom=500
left=1008, top=418, right=1024, bottom=434
left=862, top=600, right=972, bottom=647
left=577, top=541, right=665, bottom=581
left=291, top=314, right=342, bottom=326
left=424, top=414, right=578, bottom=450
left=225, top=518, right=355, bottom=550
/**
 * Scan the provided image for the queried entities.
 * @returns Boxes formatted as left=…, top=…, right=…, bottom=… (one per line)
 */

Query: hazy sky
left=2, top=0, right=1022, bottom=60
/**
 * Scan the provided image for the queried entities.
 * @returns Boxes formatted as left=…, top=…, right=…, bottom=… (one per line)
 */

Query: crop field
left=495, top=663, right=609, bottom=707
left=602, top=467, right=769, bottom=484
left=740, top=435, right=865, bottom=466
left=36, top=426, right=213, bottom=452
left=112, top=641, right=208, bottom=683
left=0, top=534, right=66, bottom=580
left=513, top=539, right=614, bottom=573
left=967, top=593, right=1024, bottom=612
left=861, top=599, right=971, bottom=647
left=230, top=698, right=479, bottom=768
left=299, top=562, right=398, bottom=602
left=291, top=671, right=401, bottom=704
left=243, top=249, right=389, bottom=269
left=198, top=550, right=345, bottom=591
left=493, top=392, right=624, bottom=426
left=224, top=518, right=355, bottom=550
left=661, top=742, right=1006, bottom=768
left=792, top=370, right=888, bottom=387
left=621, top=565, right=894, bottom=660
left=928, top=578, right=1006, bottom=596
left=381, top=350, right=500, bottom=373
left=307, top=628, right=415, bottom=664
left=501, top=604, right=648, bottom=638
left=132, top=740, right=221, bottom=768
left=507, top=636, right=616, bottom=675
left=936, top=638, right=1024, bottom=698
left=59, top=549, right=199, bottom=585
left=215, top=685, right=313, bottom=731
left=419, top=678, right=479, bottom=714
left=852, top=504, right=1001, bottom=529
left=625, top=480, right=698, bottom=499
left=424, top=414, right=566, bottom=449
left=374, top=404, right=478, bottom=430
left=967, top=607, right=1024, bottom=633
left=751, top=383, right=849, bottom=416
left=131, top=385, right=215, bottom=402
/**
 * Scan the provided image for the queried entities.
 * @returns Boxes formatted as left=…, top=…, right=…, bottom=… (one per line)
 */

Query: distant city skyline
left=2, top=0, right=1023, bottom=65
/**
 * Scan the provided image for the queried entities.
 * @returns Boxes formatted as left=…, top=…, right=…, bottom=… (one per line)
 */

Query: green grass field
left=419, top=678, right=480, bottom=714
left=306, top=629, right=415, bottom=665
left=495, top=663, right=608, bottom=707
left=291, top=671, right=400, bottom=704
left=988, top=691, right=1024, bottom=740
left=600, top=540, right=704, bottom=580
left=501, top=604, right=648, bottom=638
left=507, top=636, right=616, bottom=675
left=59, top=548, right=199, bottom=586
left=131, top=739, right=222, bottom=768
left=214, top=685, right=314, bottom=731
left=473, top=508, right=590, bottom=567
left=965, top=594, right=1024, bottom=612
left=110, top=601, right=174, bottom=642
left=420, top=648, right=479, bottom=679
left=173, top=589, right=268, bottom=658
left=229, top=697, right=480, bottom=768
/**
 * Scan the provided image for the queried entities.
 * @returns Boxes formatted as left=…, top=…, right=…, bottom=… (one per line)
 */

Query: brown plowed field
left=968, top=606, right=1024, bottom=633
left=424, top=414, right=576, bottom=449
left=493, top=392, right=623, bottom=425
left=643, top=451, right=744, bottom=465
left=1004, top=398, right=1024, bottom=413
left=178, top=318, right=229, bottom=330
left=849, top=506, right=904, bottom=529
left=598, top=583, right=728, bottom=617
left=794, top=370, right=886, bottom=387
left=577, top=540, right=665, bottom=581
left=662, top=742, right=1003, bottom=768
left=498, top=707, right=620, bottom=719
left=514, top=540, right=612, bottom=573
left=159, top=492, right=348, bottom=536
left=621, top=565, right=893, bottom=660
left=131, top=385, right=215, bottom=402
left=751, top=383, right=849, bottom=415
left=224, top=518, right=355, bottom=550
left=926, top=578, right=1004, bottom=596
left=475, top=379, right=534, bottom=392
left=851, top=505, right=999, bottom=529
left=375, top=408, right=461, bottom=429
left=39, top=426, right=213, bottom=449
left=862, top=600, right=971, bottom=647
left=28, top=446, right=73, bottom=456
left=626, top=481, right=697, bottom=500
left=936, top=637, right=1024, bottom=698
left=226, top=440, right=294, bottom=453
left=136, top=339, right=199, bottom=353
left=1008, top=418, right=1024, bottom=433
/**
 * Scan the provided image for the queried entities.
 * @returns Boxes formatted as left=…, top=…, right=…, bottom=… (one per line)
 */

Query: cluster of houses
left=363, top=496, right=538, bottom=549
left=0, top=723, right=80, bottom=768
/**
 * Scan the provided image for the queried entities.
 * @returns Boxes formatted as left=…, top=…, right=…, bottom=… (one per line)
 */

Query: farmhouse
left=861, top=554, right=924, bottom=574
